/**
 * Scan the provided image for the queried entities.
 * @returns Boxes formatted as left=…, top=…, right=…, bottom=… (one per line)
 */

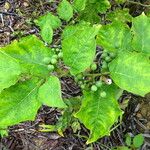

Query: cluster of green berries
left=90, top=81, right=107, bottom=97
left=43, top=48, right=63, bottom=72
left=101, top=50, right=116, bottom=69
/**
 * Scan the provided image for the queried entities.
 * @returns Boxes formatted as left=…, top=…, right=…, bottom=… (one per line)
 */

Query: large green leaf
left=38, top=76, right=66, bottom=108
left=1, top=35, right=53, bottom=77
left=109, top=51, right=150, bottom=97
left=57, top=0, right=73, bottom=21
left=0, top=78, right=42, bottom=128
left=75, top=84, right=122, bottom=144
left=62, top=23, right=100, bottom=75
left=35, top=12, right=61, bottom=29
left=0, top=51, right=21, bottom=92
left=131, top=13, right=150, bottom=55
left=97, top=21, right=132, bottom=52
left=73, top=0, right=87, bottom=12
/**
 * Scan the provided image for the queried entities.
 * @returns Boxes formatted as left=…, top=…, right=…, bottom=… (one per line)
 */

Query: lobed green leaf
left=62, top=23, right=100, bottom=75
left=75, top=84, right=122, bottom=144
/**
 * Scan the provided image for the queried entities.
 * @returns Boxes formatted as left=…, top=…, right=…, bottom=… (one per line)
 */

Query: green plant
left=0, top=0, right=149, bottom=145
left=112, top=133, right=144, bottom=150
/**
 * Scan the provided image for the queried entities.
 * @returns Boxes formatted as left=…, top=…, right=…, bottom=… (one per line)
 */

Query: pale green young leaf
left=97, top=21, right=132, bottom=52
left=57, top=0, right=73, bottom=21
left=73, top=0, right=87, bottom=11
left=109, top=51, right=150, bottom=97
left=38, top=76, right=66, bottom=108
left=62, top=23, right=100, bottom=75
left=131, top=13, right=150, bottom=55
left=106, top=8, right=132, bottom=23
left=1, top=35, right=53, bottom=77
left=75, top=84, right=122, bottom=144
left=133, top=134, right=144, bottom=148
left=0, top=50, right=21, bottom=92
left=40, top=21, right=53, bottom=44
left=0, top=78, right=42, bottom=128
left=35, top=12, right=61, bottom=29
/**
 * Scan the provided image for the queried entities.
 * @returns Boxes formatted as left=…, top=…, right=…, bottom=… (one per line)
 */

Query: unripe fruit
left=51, top=48, right=55, bottom=52
left=101, top=53, right=108, bottom=59
left=81, top=84, right=85, bottom=89
left=105, top=56, right=112, bottom=62
left=91, top=85, right=98, bottom=92
left=52, top=55, right=58, bottom=59
left=50, top=58, right=57, bottom=64
left=100, top=91, right=107, bottom=97
left=102, top=62, right=108, bottom=69
left=109, top=52, right=116, bottom=58
left=58, top=52, right=63, bottom=58
left=77, top=74, right=83, bottom=80
left=47, top=65, right=54, bottom=71
left=90, top=63, right=97, bottom=71
left=96, top=81, right=103, bottom=87
left=43, top=57, right=51, bottom=64
left=56, top=48, right=60, bottom=52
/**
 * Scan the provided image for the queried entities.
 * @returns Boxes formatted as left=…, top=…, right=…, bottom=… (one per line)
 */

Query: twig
left=127, top=0, right=150, bottom=7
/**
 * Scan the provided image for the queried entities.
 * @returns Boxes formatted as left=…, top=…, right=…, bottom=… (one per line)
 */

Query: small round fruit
left=56, top=48, right=60, bottom=52
left=77, top=74, right=83, bottom=80
left=109, top=52, right=116, bottom=58
left=78, top=81, right=83, bottom=85
left=101, top=53, right=108, bottom=59
left=81, top=84, right=85, bottom=89
left=101, top=62, right=108, bottom=69
left=43, top=57, right=51, bottom=64
left=47, top=65, right=54, bottom=71
left=91, top=85, right=98, bottom=92
left=51, top=48, right=55, bottom=52
left=50, top=58, right=57, bottom=64
left=100, top=91, right=107, bottom=97
left=90, top=63, right=97, bottom=71
left=52, top=55, right=58, bottom=59
left=105, top=56, right=112, bottom=62
left=58, top=52, right=63, bottom=58
left=96, top=81, right=103, bottom=87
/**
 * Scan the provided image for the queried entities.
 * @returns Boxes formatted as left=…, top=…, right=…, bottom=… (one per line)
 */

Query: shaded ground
left=0, top=0, right=150, bottom=150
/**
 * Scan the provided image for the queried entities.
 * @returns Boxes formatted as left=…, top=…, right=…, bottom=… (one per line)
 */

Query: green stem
left=85, top=72, right=110, bottom=78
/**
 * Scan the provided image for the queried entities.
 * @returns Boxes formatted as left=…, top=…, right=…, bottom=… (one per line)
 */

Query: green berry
left=56, top=48, right=60, bottom=52
left=43, top=57, right=51, bottom=64
left=50, top=58, right=57, bottom=64
left=101, top=53, right=108, bottom=59
left=52, top=55, right=58, bottom=59
left=96, top=81, right=103, bottom=87
left=58, top=52, right=63, bottom=58
left=100, top=91, right=107, bottom=97
left=91, top=85, right=98, bottom=92
left=81, top=84, right=85, bottom=89
left=103, top=49, right=108, bottom=53
left=105, top=56, right=112, bottom=62
left=109, top=52, right=116, bottom=58
left=47, top=65, right=54, bottom=71
left=51, top=48, right=55, bottom=52
left=90, top=63, right=97, bottom=71
left=77, top=74, right=83, bottom=80
left=78, top=81, right=83, bottom=85
left=102, top=62, right=108, bottom=69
